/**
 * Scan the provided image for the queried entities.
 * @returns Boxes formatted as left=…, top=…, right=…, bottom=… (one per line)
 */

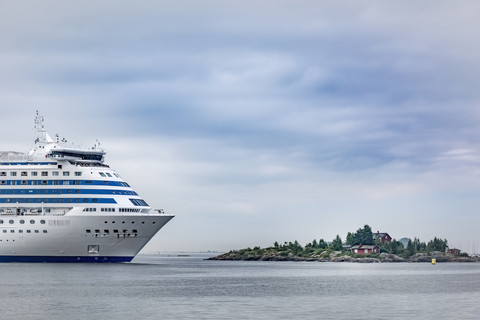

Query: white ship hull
left=0, top=112, right=174, bottom=262
left=0, top=213, right=173, bottom=262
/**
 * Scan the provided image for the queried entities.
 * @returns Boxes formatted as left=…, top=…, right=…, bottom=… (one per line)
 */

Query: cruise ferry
left=0, top=112, right=174, bottom=262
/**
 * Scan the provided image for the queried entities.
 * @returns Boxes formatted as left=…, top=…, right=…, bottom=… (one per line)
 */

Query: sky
left=1, top=1, right=480, bottom=253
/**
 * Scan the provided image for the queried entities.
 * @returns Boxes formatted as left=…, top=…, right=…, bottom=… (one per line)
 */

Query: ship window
left=30, top=220, right=35, bottom=224
left=40, top=220, right=46, bottom=224
left=85, top=180, right=92, bottom=184
left=63, top=171, right=70, bottom=176
left=20, top=220, right=25, bottom=224
left=31, top=172, right=38, bottom=176
left=122, top=229, right=127, bottom=233
left=27, top=230, right=31, bottom=233
left=75, top=172, right=82, bottom=176
left=10, top=172, right=17, bottom=176
left=41, top=171, right=48, bottom=176
left=43, top=230, right=47, bottom=233
left=86, top=229, right=91, bottom=233
left=0, top=172, right=5, bottom=176
left=10, top=230, right=14, bottom=233
left=132, top=229, right=138, bottom=233
left=21, top=181, right=27, bottom=185
left=52, top=171, right=59, bottom=176
left=104, top=230, right=109, bottom=234
left=73, top=181, right=81, bottom=185
left=1, top=181, right=5, bottom=185
left=35, top=230, right=39, bottom=233
left=95, top=229, right=100, bottom=233
left=21, top=171, right=27, bottom=176
left=0, top=220, right=3, bottom=224
left=113, top=229, right=118, bottom=233
left=41, top=181, right=48, bottom=185
left=2, top=230, right=6, bottom=233
left=9, top=220, right=14, bottom=224
left=99, top=172, right=106, bottom=177
left=106, top=173, right=112, bottom=177
left=19, top=230, right=23, bottom=233
left=11, top=181, right=16, bottom=185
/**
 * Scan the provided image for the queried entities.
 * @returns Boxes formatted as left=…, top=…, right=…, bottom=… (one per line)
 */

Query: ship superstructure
left=0, top=112, right=174, bottom=262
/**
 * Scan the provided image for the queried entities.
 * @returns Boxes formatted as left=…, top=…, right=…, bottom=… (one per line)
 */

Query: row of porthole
left=2, top=229, right=47, bottom=234
left=86, top=229, right=138, bottom=234
left=0, top=219, right=46, bottom=225
left=103, top=221, right=156, bottom=225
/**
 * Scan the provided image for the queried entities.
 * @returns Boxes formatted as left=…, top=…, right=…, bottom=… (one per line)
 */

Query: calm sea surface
left=0, top=253, right=479, bottom=320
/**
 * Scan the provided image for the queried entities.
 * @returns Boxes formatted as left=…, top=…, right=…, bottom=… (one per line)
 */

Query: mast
left=34, top=110, right=54, bottom=145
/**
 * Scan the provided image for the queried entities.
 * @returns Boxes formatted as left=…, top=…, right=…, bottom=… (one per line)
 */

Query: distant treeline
left=249, top=224, right=464, bottom=259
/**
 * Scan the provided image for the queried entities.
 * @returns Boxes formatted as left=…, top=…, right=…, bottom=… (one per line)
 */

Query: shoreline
left=207, top=251, right=480, bottom=263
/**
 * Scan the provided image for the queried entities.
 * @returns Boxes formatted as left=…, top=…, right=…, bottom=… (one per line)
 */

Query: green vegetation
left=213, top=224, right=467, bottom=261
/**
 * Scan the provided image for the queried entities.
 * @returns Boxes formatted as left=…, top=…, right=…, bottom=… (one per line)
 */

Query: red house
left=448, top=248, right=461, bottom=256
left=374, top=231, right=392, bottom=244
left=350, top=244, right=380, bottom=255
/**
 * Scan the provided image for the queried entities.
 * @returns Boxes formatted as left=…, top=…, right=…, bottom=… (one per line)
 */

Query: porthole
left=0, top=220, right=3, bottom=224
left=9, top=220, right=14, bottom=224
left=122, top=221, right=125, bottom=224
left=105, top=221, right=108, bottom=224
left=131, top=221, right=134, bottom=224
left=152, top=222, right=156, bottom=224
left=20, top=220, right=25, bottom=224
left=141, top=222, right=145, bottom=224
left=40, top=220, right=46, bottom=224
left=30, top=220, right=35, bottom=224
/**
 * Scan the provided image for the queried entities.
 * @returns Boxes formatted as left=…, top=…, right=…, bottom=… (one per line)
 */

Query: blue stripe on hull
left=0, top=256, right=133, bottom=263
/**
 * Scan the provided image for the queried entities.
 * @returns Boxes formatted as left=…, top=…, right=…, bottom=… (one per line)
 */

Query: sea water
left=0, top=253, right=479, bottom=320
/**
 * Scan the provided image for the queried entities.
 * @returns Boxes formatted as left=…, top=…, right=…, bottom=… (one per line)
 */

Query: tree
left=318, top=239, right=328, bottom=249
left=345, top=232, right=355, bottom=245
left=352, top=224, right=374, bottom=245
left=427, top=237, right=448, bottom=253
left=404, top=239, right=415, bottom=257
left=330, top=235, right=343, bottom=251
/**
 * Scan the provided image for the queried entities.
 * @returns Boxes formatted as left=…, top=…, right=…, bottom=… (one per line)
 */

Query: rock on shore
left=207, top=250, right=479, bottom=262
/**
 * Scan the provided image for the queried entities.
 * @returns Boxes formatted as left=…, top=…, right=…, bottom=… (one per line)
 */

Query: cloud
left=1, top=1, right=480, bottom=252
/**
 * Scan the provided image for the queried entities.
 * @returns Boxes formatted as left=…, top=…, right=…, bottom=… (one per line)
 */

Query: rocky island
left=208, top=225, right=479, bottom=263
